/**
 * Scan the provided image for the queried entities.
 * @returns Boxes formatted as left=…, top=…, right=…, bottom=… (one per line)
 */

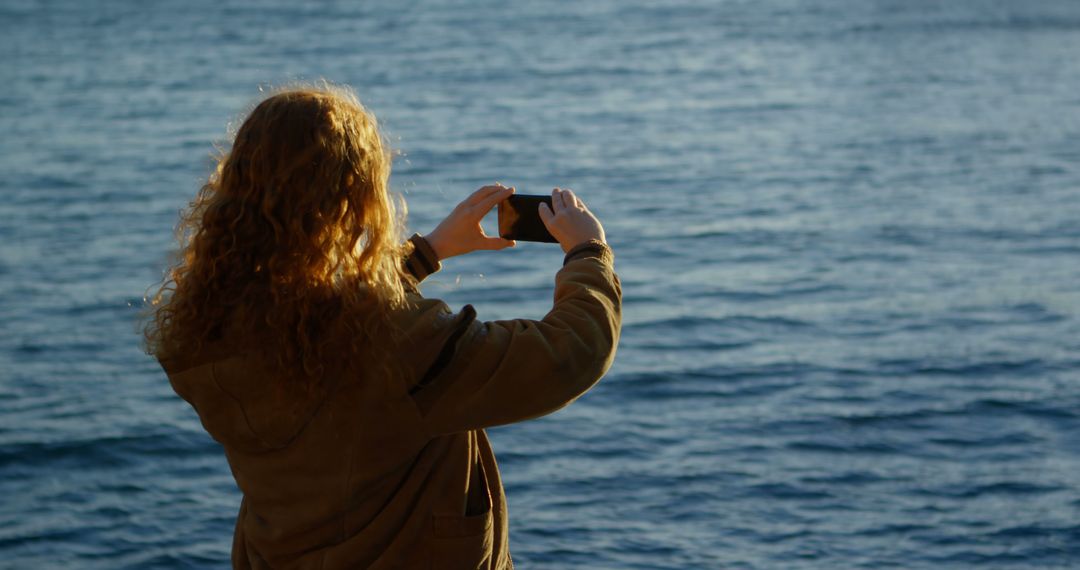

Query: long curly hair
left=145, top=83, right=411, bottom=389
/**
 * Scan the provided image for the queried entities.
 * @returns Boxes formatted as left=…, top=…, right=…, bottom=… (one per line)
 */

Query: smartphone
left=498, top=194, right=558, bottom=243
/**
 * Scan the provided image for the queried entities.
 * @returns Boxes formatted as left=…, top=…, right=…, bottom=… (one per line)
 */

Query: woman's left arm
left=423, top=184, right=516, bottom=260
left=403, top=233, right=443, bottom=284
left=403, top=184, right=517, bottom=285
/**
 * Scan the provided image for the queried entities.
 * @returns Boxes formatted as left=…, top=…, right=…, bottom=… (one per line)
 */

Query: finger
left=473, top=184, right=506, bottom=205
left=473, top=185, right=514, bottom=215
left=463, top=186, right=492, bottom=207
left=551, top=188, right=565, bottom=214
left=481, top=236, right=515, bottom=250
left=539, top=202, right=555, bottom=225
left=467, top=184, right=506, bottom=207
left=564, top=189, right=582, bottom=209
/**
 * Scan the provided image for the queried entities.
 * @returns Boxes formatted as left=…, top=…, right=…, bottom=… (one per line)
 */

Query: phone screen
left=498, top=194, right=558, bottom=243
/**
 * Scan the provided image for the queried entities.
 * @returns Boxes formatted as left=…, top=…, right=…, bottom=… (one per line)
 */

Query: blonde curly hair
left=145, top=82, right=410, bottom=388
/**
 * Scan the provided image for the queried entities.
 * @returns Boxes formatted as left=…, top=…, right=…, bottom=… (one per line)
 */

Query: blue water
left=3, top=0, right=1080, bottom=567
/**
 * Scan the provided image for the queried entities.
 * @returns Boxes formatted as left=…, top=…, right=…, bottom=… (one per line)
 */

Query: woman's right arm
left=407, top=243, right=621, bottom=436
left=406, top=188, right=620, bottom=436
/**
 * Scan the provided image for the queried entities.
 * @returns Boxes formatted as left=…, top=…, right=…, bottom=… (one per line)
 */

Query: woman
left=146, top=83, right=621, bottom=569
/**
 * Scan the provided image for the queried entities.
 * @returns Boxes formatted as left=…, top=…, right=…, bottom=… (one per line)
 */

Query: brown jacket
left=160, top=235, right=622, bottom=569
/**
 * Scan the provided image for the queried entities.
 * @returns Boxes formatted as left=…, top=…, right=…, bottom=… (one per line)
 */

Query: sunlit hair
left=145, top=82, right=411, bottom=388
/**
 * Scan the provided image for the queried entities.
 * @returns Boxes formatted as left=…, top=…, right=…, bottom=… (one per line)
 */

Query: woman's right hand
left=538, top=188, right=607, bottom=253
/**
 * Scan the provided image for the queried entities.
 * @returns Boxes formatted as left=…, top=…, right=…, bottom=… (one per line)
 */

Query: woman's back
left=161, top=237, right=619, bottom=568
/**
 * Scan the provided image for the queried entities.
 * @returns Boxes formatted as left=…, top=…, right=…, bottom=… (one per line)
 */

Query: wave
left=0, top=431, right=218, bottom=471
left=624, top=314, right=816, bottom=332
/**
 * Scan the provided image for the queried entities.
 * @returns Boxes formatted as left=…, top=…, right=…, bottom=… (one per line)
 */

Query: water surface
left=2, top=0, right=1080, bottom=567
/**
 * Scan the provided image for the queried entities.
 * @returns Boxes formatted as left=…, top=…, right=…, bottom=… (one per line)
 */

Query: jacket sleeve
left=402, top=233, right=441, bottom=286
left=408, top=242, right=621, bottom=437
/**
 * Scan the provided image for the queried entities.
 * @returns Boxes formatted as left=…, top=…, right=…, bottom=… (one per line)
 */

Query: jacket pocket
left=432, top=506, right=493, bottom=538
left=430, top=508, right=493, bottom=569
left=429, top=458, right=494, bottom=569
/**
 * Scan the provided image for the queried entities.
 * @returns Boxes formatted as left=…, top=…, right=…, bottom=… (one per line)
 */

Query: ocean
left=2, top=0, right=1080, bottom=567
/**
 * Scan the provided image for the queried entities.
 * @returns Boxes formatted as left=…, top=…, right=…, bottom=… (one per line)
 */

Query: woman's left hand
left=424, top=184, right=516, bottom=260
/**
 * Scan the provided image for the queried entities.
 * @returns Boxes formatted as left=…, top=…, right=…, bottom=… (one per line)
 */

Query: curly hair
left=145, top=83, right=411, bottom=390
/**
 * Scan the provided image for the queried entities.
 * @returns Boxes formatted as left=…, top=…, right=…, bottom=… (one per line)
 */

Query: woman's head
left=224, top=85, right=401, bottom=288
left=146, top=83, right=409, bottom=385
